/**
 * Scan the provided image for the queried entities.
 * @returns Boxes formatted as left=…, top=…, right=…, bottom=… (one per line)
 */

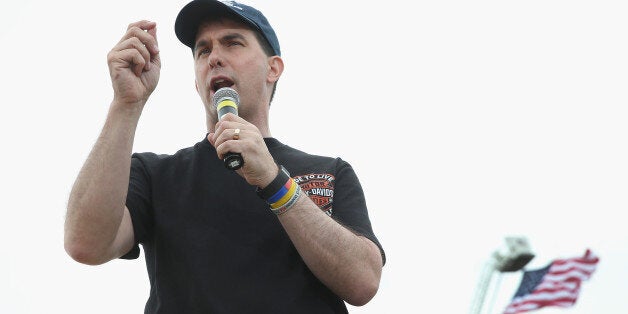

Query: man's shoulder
left=131, top=146, right=193, bottom=162
left=273, top=141, right=340, bottom=164
left=274, top=143, right=351, bottom=178
left=131, top=139, right=208, bottom=167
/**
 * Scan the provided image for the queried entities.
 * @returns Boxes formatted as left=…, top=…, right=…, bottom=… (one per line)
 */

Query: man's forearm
left=278, top=194, right=383, bottom=306
left=64, top=103, right=142, bottom=265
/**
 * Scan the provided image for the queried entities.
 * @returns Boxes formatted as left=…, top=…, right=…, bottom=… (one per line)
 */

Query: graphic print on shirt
left=293, top=173, right=335, bottom=216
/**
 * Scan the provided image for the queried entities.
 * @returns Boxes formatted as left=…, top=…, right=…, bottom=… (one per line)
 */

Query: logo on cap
left=221, top=0, right=243, bottom=10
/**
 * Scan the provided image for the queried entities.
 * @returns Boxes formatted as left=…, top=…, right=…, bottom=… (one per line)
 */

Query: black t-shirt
left=123, top=137, right=385, bottom=314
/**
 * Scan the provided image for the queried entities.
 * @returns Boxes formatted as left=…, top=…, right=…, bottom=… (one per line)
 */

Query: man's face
left=193, top=18, right=271, bottom=125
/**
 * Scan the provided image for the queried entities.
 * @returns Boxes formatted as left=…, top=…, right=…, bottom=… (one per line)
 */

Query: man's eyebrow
left=193, top=33, right=247, bottom=54
left=222, top=33, right=246, bottom=42
left=193, top=40, right=209, bottom=54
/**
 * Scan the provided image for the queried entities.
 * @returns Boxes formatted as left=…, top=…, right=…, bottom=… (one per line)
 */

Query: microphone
left=213, top=87, right=244, bottom=170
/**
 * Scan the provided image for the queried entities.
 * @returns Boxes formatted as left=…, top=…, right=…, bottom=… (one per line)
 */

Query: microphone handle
left=224, top=152, right=244, bottom=170
left=217, top=105, right=244, bottom=170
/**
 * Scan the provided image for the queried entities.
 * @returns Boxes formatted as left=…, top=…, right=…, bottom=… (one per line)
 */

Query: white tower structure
left=469, top=237, right=535, bottom=314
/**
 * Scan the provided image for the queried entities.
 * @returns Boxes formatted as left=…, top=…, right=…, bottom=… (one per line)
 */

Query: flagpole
left=469, top=256, right=497, bottom=314
left=470, top=237, right=535, bottom=314
left=485, top=271, right=503, bottom=314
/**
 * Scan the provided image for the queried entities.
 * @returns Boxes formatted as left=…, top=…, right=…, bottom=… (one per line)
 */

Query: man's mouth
left=210, top=77, right=235, bottom=93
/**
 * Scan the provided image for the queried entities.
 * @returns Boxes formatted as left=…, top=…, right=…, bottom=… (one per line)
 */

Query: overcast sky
left=1, top=0, right=627, bottom=313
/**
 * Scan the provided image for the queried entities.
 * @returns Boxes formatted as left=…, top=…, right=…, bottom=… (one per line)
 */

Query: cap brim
left=175, top=0, right=241, bottom=49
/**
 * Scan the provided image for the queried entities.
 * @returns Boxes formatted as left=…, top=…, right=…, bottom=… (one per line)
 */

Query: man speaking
left=64, top=1, right=385, bottom=313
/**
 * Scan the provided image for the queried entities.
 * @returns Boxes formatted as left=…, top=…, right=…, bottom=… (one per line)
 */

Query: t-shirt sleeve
left=120, top=154, right=154, bottom=260
left=331, top=159, right=386, bottom=265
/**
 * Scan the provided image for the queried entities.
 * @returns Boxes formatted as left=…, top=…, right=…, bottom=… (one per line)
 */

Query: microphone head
left=213, top=87, right=240, bottom=108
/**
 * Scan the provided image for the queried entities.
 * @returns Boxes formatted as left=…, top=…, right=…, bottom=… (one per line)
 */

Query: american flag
left=503, top=249, right=599, bottom=314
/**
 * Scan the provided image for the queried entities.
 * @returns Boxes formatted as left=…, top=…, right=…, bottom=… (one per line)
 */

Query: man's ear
left=267, top=56, right=284, bottom=83
left=195, top=80, right=199, bottom=93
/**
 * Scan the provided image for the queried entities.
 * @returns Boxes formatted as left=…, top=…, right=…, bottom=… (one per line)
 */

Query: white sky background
left=0, top=0, right=626, bottom=313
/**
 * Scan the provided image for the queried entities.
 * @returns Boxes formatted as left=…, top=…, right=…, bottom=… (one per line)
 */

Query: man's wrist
left=109, top=98, right=146, bottom=119
left=257, top=163, right=280, bottom=190
left=256, top=164, right=291, bottom=201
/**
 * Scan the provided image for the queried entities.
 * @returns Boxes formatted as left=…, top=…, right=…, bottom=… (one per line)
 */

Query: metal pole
left=470, top=257, right=496, bottom=314
left=485, top=271, right=503, bottom=314
left=472, top=237, right=534, bottom=314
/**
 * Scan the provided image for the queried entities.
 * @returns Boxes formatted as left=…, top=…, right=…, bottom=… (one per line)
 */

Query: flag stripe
left=503, top=249, right=599, bottom=314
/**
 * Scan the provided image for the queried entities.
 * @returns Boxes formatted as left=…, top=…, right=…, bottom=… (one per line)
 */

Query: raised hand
left=107, top=20, right=161, bottom=108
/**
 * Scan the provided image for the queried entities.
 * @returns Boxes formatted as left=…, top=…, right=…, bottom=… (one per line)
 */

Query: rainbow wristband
left=271, top=184, right=302, bottom=215
left=256, top=165, right=291, bottom=201
left=270, top=179, right=297, bottom=209
left=268, top=178, right=293, bottom=204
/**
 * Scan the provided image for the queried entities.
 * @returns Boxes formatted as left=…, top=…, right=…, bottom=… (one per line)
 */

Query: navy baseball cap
left=175, top=0, right=281, bottom=56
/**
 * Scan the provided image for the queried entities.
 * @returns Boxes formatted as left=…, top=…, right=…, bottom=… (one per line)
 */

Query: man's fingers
left=128, top=50, right=147, bottom=77
left=126, top=20, right=156, bottom=32
left=111, top=20, right=160, bottom=73
left=110, top=49, right=147, bottom=77
left=114, top=37, right=152, bottom=71
left=147, top=24, right=158, bottom=47
left=119, top=22, right=159, bottom=56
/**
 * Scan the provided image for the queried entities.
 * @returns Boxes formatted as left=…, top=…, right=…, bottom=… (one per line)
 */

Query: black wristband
left=256, top=165, right=291, bottom=201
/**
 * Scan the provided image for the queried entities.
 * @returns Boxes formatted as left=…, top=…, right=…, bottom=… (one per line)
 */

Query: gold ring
left=233, top=128, right=240, bottom=140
